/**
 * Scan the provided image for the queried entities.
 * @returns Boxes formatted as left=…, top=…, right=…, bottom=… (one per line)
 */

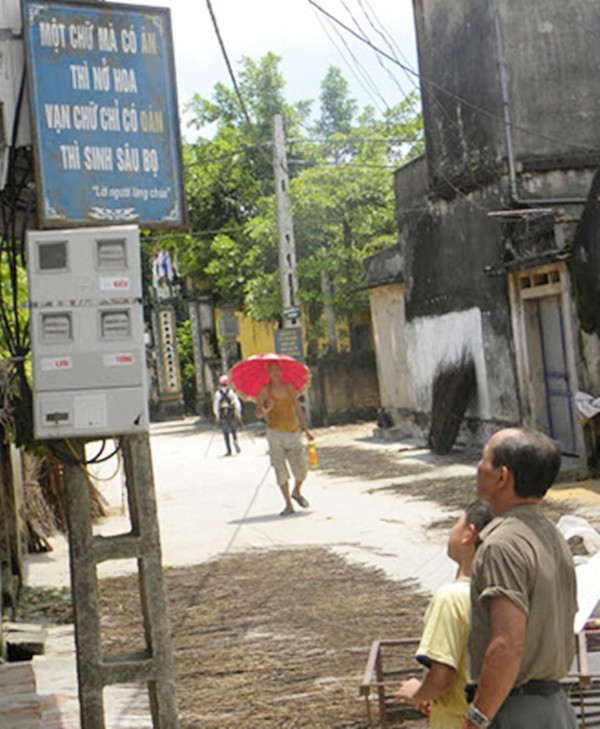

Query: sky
left=118, top=0, right=420, bottom=135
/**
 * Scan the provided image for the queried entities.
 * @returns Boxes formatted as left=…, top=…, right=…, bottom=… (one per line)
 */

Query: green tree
left=244, top=87, right=423, bottom=351
left=174, top=57, right=422, bottom=354
left=169, top=53, right=311, bottom=306
left=314, top=66, right=357, bottom=138
left=0, top=255, right=34, bottom=444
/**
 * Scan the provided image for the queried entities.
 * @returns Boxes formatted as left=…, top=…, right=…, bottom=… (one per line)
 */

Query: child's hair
left=465, top=500, right=492, bottom=531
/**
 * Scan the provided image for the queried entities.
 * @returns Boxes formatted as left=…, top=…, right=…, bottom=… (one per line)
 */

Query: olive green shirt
left=468, top=504, right=577, bottom=686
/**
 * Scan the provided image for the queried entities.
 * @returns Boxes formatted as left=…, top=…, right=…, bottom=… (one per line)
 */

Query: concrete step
left=0, top=662, right=41, bottom=727
left=4, top=622, right=47, bottom=661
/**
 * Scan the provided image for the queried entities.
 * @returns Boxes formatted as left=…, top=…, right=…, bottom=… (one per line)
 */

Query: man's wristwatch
left=468, top=704, right=491, bottom=728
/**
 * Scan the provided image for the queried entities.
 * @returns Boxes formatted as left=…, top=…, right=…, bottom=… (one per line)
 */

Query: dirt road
left=21, top=419, right=600, bottom=728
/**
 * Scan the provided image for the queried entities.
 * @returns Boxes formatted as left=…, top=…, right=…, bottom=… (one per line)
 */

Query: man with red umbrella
left=232, top=354, right=314, bottom=516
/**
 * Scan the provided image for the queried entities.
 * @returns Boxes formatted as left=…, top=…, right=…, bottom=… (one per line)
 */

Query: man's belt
left=466, top=679, right=562, bottom=703
left=508, top=679, right=562, bottom=697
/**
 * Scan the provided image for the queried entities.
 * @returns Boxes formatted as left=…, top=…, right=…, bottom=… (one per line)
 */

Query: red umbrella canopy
left=230, top=353, right=310, bottom=400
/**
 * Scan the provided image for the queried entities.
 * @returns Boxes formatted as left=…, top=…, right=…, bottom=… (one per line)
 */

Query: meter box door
left=27, top=225, right=149, bottom=439
left=27, top=225, right=143, bottom=302
left=31, top=304, right=146, bottom=391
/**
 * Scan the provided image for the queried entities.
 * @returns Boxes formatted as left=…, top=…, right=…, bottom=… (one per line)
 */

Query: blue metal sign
left=22, top=0, right=187, bottom=228
left=274, top=326, right=305, bottom=363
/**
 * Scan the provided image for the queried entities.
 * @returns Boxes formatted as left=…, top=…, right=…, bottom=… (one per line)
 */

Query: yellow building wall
left=233, top=310, right=370, bottom=359
left=235, top=311, right=369, bottom=359
left=237, top=316, right=278, bottom=358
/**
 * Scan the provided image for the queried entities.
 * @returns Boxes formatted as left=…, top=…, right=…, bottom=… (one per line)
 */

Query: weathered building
left=365, top=0, right=600, bottom=464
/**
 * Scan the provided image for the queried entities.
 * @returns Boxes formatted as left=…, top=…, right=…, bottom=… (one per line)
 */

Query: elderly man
left=463, top=427, right=577, bottom=729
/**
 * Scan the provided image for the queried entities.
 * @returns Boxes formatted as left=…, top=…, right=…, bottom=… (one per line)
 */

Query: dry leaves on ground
left=99, top=548, right=430, bottom=729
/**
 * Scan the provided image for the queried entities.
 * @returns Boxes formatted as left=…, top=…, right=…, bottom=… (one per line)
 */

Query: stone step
left=0, top=662, right=41, bottom=726
left=4, top=622, right=47, bottom=662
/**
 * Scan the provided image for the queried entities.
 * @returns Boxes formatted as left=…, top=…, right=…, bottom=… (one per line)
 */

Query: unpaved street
left=23, top=419, right=600, bottom=728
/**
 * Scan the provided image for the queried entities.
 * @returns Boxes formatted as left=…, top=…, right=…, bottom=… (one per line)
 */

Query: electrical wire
left=306, top=3, right=567, bottom=216
left=0, top=65, right=36, bottom=446
left=322, top=6, right=389, bottom=113
left=203, top=0, right=277, bottom=171
left=306, top=0, right=597, bottom=157
left=195, top=0, right=506, bottom=216
left=64, top=438, right=124, bottom=483
left=338, top=0, right=406, bottom=104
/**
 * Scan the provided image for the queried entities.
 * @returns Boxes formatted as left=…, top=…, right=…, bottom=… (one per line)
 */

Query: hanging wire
left=314, top=3, right=389, bottom=114
left=203, top=0, right=277, bottom=169
left=306, top=0, right=596, bottom=157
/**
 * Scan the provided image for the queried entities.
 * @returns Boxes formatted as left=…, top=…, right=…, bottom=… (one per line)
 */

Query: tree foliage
left=162, top=54, right=423, bottom=353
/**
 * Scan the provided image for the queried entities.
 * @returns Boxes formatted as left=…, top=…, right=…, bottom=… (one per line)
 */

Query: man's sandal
left=292, top=494, right=309, bottom=508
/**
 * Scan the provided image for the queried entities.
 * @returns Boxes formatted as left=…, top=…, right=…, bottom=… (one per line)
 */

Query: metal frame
left=566, top=630, right=600, bottom=728
left=359, top=638, right=420, bottom=729
left=361, top=632, right=600, bottom=728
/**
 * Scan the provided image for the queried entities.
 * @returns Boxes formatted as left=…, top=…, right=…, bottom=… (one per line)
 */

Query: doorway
left=510, top=264, right=580, bottom=455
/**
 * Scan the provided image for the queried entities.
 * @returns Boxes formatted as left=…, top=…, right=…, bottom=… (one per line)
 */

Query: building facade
left=365, top=0, right=600, bottom=465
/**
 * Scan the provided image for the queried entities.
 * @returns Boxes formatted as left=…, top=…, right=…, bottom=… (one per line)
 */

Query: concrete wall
left=368, top=284, right=413, bottom=414
left=308, top=352, right=380, bottom=426
left=580, top=332, right=600, bottom=394
left=412, top=0, right=503, bottom=192
left=500, top=0, right=599, bottom=164
left=571, top=170, right=600, bottom=397
left=237, top=316, right=276, bottom=358
left=412, top=0, right=600, bottom=195
left=368, top=2, right=599, bottom=455
left=405, top=308, right=491, bottom=417
left=395, top=184, right=509, bottom=320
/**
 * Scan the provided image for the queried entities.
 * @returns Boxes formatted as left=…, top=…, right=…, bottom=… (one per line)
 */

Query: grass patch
left=16, top=586, right=73, bottom=625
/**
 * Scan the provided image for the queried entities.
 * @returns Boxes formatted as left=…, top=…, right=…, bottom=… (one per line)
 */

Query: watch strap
left=468, top=704, right=491, bottom=728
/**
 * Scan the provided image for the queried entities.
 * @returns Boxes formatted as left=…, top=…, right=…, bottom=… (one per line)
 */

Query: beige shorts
left=266, top=428, right=307, bottom=487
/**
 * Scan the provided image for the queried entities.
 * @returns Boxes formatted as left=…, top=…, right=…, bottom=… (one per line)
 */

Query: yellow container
left=307, top=440, right=319, bottom=468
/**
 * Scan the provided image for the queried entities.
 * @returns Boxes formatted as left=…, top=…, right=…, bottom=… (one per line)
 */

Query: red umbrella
left=230, top=353, right=310, bottom=400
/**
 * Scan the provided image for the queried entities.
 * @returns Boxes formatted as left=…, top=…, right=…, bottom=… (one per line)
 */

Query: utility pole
left=6, top=1, right=181, bottom=725
left=320, top=269, right=338, bottom=353
left=272, top=113, right=311, bottom=422
left=272, top=113, right=300, bottom=329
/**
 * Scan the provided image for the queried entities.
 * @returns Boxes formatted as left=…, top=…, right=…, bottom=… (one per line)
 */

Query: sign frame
left=22, top=0, right=187, bottom=229
left=274, top=326, right=305, bottom=363
left=282, top=306, right=301, bottom=320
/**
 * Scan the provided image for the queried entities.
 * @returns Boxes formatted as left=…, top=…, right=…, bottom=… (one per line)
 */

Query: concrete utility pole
left=272, top=113, right=300, bottom=330
left=272, top=113, right=312, bottom=423
left=65, top=437, right=179, bottom=729
left=320, top=269, right=338, bottom=353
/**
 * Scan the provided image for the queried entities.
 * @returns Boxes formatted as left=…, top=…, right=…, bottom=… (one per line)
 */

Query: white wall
left=368, top=284, right=413, bottom=411
left=405, top=307, right=491, bottom=418
left=0, top=0, right=22, bottom=29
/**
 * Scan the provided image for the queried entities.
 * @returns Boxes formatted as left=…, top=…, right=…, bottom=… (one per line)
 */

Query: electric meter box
left=27, top=225, right=149, bottom=439
left=27, top=225, right=143, bottom=302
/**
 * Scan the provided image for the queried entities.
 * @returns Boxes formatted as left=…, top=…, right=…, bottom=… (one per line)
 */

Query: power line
left=306, top=0, right=596, bottom=157
left=196, top=0, right=585, bottom=226
left=337, top=0, right=410, bottom=105
left=354, top=3, right=510, bottom=199
left=309, top=2, right=386, bottom=113
left=203, top=0, right=276, bottom=170
left=203, top=0, right=253, bottom=130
